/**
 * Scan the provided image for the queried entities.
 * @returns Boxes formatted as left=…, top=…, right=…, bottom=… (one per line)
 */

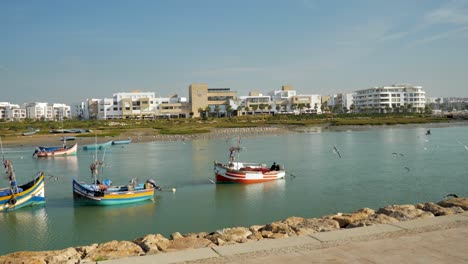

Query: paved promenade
left=102, top=212, right=468, bottom=264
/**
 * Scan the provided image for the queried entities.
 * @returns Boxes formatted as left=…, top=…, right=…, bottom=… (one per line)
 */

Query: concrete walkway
left=102, top=212, right=468, bottom=264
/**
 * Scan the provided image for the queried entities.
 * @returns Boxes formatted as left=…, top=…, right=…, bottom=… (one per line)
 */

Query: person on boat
left=425, top=129, right=431, bottom=135
left=3, top=160, right=17, bottom=193
left=229, top=147, right=235, bottom=163
left=270, top=162, right=277, bottom=171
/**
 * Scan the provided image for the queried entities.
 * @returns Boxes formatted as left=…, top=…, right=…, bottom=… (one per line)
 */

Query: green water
left=1, top=125, right=467, bottom=255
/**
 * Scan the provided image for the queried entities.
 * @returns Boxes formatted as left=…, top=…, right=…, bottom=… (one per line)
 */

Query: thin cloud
left=0, top=65, right=8, bottom=72
left=378, top=1, right=468, bottom=46
left=408, top=26, right=468, bottom=47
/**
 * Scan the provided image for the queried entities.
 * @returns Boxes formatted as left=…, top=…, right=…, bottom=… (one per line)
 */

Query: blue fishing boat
left=72, top=149, right=160, bottom=205
left=72, top=178, right=158, bottom=206
left=82, top=140, right=113, bottom=150
left=0, top=160, right=46, bottom=212
left=112, top=139, right=132, bottom=145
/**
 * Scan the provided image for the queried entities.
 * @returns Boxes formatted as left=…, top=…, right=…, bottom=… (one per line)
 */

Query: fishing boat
left=112, top=139, right=132, bottom=145
left=82, top=140, right=113, bottom=150
left=34, top=143, right=78, bottom=157
left=214, top=138, right=286, bottom=183
left=60, top=136, right=76, bottom=141
left=22, top=129, right=40, bottom=136
left=72, top=146, right=160, bottom=205
left=0, top=140, right=46, bottom=212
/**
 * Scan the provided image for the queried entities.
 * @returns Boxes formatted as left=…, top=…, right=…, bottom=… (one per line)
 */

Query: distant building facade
left=189, top=84, right=237, bottom=118
left=353, top=84, right=426, bottom=113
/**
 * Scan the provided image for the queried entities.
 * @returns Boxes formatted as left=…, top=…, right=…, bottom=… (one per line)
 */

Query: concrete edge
left=309, top=224, right=403, bottom=242
left=99, top=247, right=220, bottom=264
left=390, top=213, right=468, bottom=230
left=99, top=213, right=468, bottom=264
left=212, top=235, right=320, bottom=256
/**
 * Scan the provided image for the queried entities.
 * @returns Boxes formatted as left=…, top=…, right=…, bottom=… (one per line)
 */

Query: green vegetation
left=0, top=113, right=456, bottom=138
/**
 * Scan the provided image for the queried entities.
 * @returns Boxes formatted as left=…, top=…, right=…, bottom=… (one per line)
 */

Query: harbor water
left=1, top=125, right=468, bottom=255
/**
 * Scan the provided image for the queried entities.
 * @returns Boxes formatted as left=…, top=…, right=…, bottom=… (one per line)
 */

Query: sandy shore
left=2, top=121, right=467, bottom=148
left=0, top=126, right=294, bottom=148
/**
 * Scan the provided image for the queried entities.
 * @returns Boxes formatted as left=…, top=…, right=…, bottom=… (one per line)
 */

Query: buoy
left=172, top=188, right=176, bottom=193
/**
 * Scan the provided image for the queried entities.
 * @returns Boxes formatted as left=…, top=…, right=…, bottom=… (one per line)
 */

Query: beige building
left=189, top=83, right=237, bottom=118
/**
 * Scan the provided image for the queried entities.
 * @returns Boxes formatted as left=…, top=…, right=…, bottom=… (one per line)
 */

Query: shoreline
left=0, top=197, right=466, bottom=263
left=2, top=120, right=468, bottom=149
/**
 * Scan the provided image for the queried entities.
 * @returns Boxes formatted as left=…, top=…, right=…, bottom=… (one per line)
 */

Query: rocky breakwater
left=1, top=197, right=467, bottom=264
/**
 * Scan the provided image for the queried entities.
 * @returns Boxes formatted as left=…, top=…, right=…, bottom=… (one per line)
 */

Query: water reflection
left=0, top=207, right=49, bottom=253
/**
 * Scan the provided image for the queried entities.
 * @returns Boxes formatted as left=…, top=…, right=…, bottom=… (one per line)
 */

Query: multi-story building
left=269, top=85, right=297, bottom=112
left=52, top=103, right=71, bottom=120
left=189, top=84, right=237, bottom=118
left=25, top=102, right=54, bottom=120
left=238, top=91, right=272, bottom=114
left=290, top=94, right=323, bottom=114
left=327, top=93, right=354, bottom=113
left=353, top=84, right=426, bottom=113
left=0, top=102, right=26, bottom=121
left=156, top=95, right=191, bottom=118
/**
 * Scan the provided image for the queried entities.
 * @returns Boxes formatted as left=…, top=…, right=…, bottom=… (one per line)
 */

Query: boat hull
left=36, top=143, right=78, bottom=157
left=0, top=173, right=46, bottom=212
left=112, top=139, right=132, bottom=145
left=72, top=179, right=154, bottom=206
left=214, top=162, right=286, bottom=184
left=82, top=141, right=113, bottom=150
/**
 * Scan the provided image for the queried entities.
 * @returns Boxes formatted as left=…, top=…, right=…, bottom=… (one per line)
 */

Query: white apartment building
left=327, top=93, right=354, bottom=113
left=290, top=94, right=323, bottom=114
left=25, top=102, right=54, bottom=120
left=0, top=102, right=26, bottom=121
left=239, top=91, right=272, bottom=114
left=353, top=84, right=426, bottom=113
left=78, top=91, right=190, bottom=120
left=52, top=103, right=71, bottom=120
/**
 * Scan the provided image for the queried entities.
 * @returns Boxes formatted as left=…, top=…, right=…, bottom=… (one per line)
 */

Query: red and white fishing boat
left=34, top=143, right=78, bottom=157
left=214, top=139, right=286, bottom=184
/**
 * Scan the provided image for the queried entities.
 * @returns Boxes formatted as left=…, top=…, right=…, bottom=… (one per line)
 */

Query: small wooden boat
left=72, top=178, right=158, bottom=206
left=0, top=160, right=46, bottom=212
left=82, top=141, right=113, bottom=150
left=60, top=136, right=76, bottom=141
left=214, top=138, right=286, bottom=183
left=22, top=129, right=40, bottom=136
left=112, top=139, right=132, bottom=145
left=34, top=143, right=78, bottom=157
left=73, top=154, right=160, bottom=205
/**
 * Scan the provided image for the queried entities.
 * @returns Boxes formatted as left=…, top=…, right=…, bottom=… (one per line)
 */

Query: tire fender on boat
left=8, top=197, right=17, bottom=205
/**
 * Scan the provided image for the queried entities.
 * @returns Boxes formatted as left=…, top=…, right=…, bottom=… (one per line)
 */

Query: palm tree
left=275, top=105, right=281, bottom=113
left=204, top=106, right=211, bottom=118
left=252, top=104, right=259, bottom=113
left=214, top=105, right=220, bottom=118
left=267, top=105, right=272, bottom=114
left=226, top=105, right=233, bottom=117
left=350, top=104, right=355, bottom=113
left=258, top=104, right=266, bottom=114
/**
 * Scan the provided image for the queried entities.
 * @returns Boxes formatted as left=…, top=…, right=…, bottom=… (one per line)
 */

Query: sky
left=1, top=0, right=468, bottom=105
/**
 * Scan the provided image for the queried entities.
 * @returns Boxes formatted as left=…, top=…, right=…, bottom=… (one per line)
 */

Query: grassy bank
left=0, top=114, right=456, bottom=139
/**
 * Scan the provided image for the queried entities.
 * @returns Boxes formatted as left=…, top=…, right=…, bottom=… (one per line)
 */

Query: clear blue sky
left=1, top=0, right=468, bottom=105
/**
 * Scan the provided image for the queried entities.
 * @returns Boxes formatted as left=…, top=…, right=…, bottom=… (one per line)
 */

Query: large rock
left=260, top=221, right=296, bottom=237
left=377, top=204, right=434, bottom=221
left=133, top=234, right=171, bottom=254
left=165, top=237, right=214, bottom=252
left=75, top=243, right=98, bottom=258
left=347, top=213, right=399, bottom=228
left=417, top=202, right=464, bottom=216
left=215, top=227, right=252, bottom=243
left=0, top=248, right=81, bottom=264
left=83, top=240, right=144, bottom=262
left=283, top=217, right=339, bottom=235
left=438, top=198, right=468, bottom=210
left=331, top=208, right=375, bottom=228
